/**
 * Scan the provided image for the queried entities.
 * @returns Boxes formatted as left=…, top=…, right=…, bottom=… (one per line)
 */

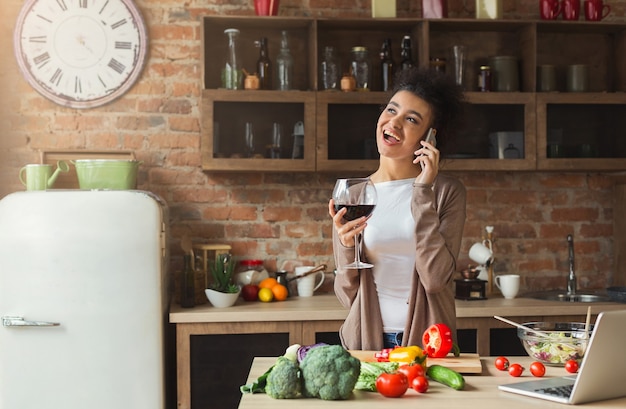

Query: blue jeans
left=383, top=332, right=403, bottom=349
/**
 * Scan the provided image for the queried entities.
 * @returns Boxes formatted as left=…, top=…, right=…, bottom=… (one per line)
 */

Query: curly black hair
left=389, top=67, right=465, bottom=156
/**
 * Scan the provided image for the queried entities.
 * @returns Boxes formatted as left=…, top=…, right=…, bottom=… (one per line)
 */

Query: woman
left=328, top=67, right=466, bottom=351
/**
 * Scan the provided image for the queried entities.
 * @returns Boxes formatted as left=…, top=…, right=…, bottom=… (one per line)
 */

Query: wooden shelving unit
left=201, top=16, right=626, bottom=173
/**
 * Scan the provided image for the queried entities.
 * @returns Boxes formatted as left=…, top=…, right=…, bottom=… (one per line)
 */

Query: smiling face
left=376, top=90, right=434, bottom=162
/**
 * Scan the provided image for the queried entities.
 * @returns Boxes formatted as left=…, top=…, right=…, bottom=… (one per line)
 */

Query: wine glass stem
left=354, top=233, right=361, bottom=266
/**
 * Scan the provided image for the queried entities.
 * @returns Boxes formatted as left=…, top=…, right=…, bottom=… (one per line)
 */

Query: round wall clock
left=13, top=0, right=148, bottom=109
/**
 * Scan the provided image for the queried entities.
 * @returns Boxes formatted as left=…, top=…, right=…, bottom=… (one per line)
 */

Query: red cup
left=254, top=0, right=279, bottom=16
left=584, top=0, right=611, bottom=20
left=563, top=0, right=581, bottom=20
left=540, top=0, right=561, bottom=20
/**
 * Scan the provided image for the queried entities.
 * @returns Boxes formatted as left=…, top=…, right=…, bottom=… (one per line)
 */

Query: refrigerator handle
left=2, top=316, right=60, bottom=327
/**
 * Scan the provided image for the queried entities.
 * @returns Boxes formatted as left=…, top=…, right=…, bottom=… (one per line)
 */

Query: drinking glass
left=332, top=178, right=377, bottom=269
left=452, top=45, right=466, bottom=87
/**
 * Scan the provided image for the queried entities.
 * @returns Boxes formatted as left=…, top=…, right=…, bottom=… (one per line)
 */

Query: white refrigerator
left=0, top=190, right=169, bottom=409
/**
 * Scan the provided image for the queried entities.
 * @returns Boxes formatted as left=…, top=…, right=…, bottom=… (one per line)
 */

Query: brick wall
left=1, top=0, right=625, bottom=294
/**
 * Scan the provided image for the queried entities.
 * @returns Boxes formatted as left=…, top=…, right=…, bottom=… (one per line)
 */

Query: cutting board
left=349, top=350, right=483, bottom=374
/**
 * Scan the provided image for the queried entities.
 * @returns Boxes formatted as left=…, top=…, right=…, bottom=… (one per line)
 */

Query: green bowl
left=74, top=160, right=140, bottom=190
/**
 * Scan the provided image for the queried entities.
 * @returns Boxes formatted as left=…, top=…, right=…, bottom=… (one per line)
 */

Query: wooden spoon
left=494, top=315, right=551, bottom=338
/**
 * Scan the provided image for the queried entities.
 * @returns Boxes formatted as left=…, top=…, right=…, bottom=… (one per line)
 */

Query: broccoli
left=299, top=344, right=361, bottom=400
left=265, top=356, right=302, bottom=399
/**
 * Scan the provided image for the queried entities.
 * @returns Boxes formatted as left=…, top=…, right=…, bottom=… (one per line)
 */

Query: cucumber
left=426, top=364, right=465, bottom=390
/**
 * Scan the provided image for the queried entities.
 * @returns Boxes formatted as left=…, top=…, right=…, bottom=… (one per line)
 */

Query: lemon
left=258, top=287, right=274, bottom=302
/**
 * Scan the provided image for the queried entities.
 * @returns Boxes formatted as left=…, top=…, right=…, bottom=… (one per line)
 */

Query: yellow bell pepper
left=388, top=345, right=427, bottom=369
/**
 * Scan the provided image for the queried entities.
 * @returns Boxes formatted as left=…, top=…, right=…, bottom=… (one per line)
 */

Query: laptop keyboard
left=536, top=384, right=573, bottom=398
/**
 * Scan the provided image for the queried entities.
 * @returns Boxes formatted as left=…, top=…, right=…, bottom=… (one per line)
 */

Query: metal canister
left=478, top=65, right=492, bottom=92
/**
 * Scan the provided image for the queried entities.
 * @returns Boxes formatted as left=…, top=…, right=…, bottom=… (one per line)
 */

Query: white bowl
left=205, top=288, right=240, bottom=308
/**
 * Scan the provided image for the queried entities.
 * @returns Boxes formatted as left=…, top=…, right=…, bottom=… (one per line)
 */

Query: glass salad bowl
left=517, top=322, right=592, bottom=366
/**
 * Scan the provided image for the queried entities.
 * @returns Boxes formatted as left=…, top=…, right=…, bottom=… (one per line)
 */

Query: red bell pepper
left=422, top=323, right=459, bottom=358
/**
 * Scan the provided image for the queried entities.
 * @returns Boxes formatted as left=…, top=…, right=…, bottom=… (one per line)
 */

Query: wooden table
left=238, top=356, right=626, bottom=408
left=169, top=294, right=626, bottom=409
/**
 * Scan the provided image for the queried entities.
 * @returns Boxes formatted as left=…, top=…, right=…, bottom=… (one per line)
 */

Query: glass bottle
left=276, top=30, right=294, bottom=91
left=400, top=35, right=415, bottom=71
left=380, top=39, right=395, bottom=92
left=180, top=254, right=195, bottom=308
left=256, top=37, right=272, bottom=90
left=222, top=28, right=242, bottom=90
left=320, top=46, right=339, bottom=91
left=350, top=46, right=371, bottom=91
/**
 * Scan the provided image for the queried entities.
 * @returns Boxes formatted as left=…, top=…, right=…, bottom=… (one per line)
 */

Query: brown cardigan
left=333, top=173, right=466, bottom=350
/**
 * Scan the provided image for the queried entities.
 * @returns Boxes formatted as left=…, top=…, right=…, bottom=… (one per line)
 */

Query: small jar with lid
left=350, top=46, right=371, bottom=91
left=478, top=65, right=492, bottom=92
left=429, top=57, right=446, bottom=73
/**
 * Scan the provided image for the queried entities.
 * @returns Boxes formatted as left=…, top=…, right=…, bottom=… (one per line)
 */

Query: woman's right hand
left=328, top=198, right=369, bottom=248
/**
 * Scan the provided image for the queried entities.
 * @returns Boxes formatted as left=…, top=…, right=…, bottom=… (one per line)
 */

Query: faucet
left=567, top=234, right=577, bottom=295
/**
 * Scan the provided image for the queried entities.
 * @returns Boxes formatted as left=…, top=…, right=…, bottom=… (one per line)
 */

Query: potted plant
left=205, top=253, right=240, bottom=308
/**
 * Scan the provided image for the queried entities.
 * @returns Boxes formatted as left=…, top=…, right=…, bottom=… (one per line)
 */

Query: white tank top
left=363, top=178, right=415, bottom=332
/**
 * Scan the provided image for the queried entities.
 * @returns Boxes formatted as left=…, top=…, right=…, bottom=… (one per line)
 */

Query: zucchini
left=426, top=364, right=465, bottom=390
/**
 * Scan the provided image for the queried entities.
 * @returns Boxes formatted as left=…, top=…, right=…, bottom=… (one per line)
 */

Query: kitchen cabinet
left=201, top=16, right=626, bottom=173
left=170, top=294, right=626, bottom=409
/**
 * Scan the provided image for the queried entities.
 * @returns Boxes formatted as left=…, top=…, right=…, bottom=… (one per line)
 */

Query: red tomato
left=398, top=363, right=425, bottom=384
left=565, top=359, right=579, bottom=374
left=530, top=361, right=546, bottom=377
left=375, top=372, right=409, bottom=398
left=494, top=356, right=510, bottom=371
left=508, top=363, right=524, bottom=377
left=411, top=375, right=429, bottom=393
left=422, top=323, right=454, bottom=358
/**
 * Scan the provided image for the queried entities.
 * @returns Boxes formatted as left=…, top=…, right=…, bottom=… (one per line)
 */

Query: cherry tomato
left=376, top=372, right=409, bottom=398
left=495, top=356, right=510, bottom=371
left=565, top=359, right=579, bottom=374
left=530, top=361, right=546, bottom=377
left=411, top=375, right=429, bottom=393
left=508, top=363, right=524, bottom=377
left=398, top=363, right=425, bottom=384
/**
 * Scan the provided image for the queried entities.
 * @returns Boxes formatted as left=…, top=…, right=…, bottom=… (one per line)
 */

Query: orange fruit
left=258, top=277, right=278, bottom=289
left=271, top=284, right=288, bottom=301
left=258, top=287, right=274, bottom=302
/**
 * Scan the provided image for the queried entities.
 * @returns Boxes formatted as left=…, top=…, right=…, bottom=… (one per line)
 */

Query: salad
left=522, top=332, right=586, bottom=365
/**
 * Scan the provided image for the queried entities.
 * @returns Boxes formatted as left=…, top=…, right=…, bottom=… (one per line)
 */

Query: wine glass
left=332, top=178, right=377, bottom=269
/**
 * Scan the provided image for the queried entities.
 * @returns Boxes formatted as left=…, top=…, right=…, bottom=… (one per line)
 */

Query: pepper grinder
left=275, top=270, right=290, bottom=297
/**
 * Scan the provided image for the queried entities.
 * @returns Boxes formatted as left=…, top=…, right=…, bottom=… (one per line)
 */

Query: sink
left=526, top=291, right=610, bottom=303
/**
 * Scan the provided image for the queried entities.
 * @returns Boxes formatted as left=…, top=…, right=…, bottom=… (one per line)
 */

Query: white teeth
left=384, top=131, right=400, bottom=141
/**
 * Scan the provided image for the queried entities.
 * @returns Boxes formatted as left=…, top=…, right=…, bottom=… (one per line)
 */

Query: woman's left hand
left=413, top=139, right=439, bottom=185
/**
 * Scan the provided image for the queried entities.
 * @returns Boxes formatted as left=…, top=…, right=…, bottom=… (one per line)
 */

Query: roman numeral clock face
left=14, top=0, right=148, bottom=109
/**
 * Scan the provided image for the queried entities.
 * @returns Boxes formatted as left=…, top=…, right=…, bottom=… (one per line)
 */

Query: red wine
left=334, top=204, right=375, bottom=221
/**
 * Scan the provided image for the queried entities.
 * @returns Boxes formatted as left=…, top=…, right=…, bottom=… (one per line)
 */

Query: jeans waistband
left=383, top=331, right=403, bottom=349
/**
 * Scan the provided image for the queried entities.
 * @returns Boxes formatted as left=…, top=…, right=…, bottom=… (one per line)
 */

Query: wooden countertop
left=169, top=293, right=625, bottom=323
left=238, top=356, right=626, bottom=408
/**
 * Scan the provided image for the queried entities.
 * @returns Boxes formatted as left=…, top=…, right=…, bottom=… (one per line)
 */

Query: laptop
left=498, top=309, right=626, bottom=405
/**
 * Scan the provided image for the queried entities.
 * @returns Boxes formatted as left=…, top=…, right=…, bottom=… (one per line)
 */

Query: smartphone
left=418, top=128, right=437, bottom=168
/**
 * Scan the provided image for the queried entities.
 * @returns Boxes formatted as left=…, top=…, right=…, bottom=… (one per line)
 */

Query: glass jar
left=238, top=259, right=266, bottom=273
left=320, top=46, right=339, bottom=91
left=478, top=65, right=492, bottom=92
left=350, top=46, right=371, bottom=91
left=429, top=57, right=446, bottom=73
left=222, top=28, right=242, bottom=90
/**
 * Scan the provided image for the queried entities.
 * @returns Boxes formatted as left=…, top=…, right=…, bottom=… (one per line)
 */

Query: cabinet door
left=441, top=92, right=536, bottom=171
left=537, top=94, right=626, bottom=171
left=201, top=90, right=316, bottom=171
left=316, top=91, right=383, bottom=173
